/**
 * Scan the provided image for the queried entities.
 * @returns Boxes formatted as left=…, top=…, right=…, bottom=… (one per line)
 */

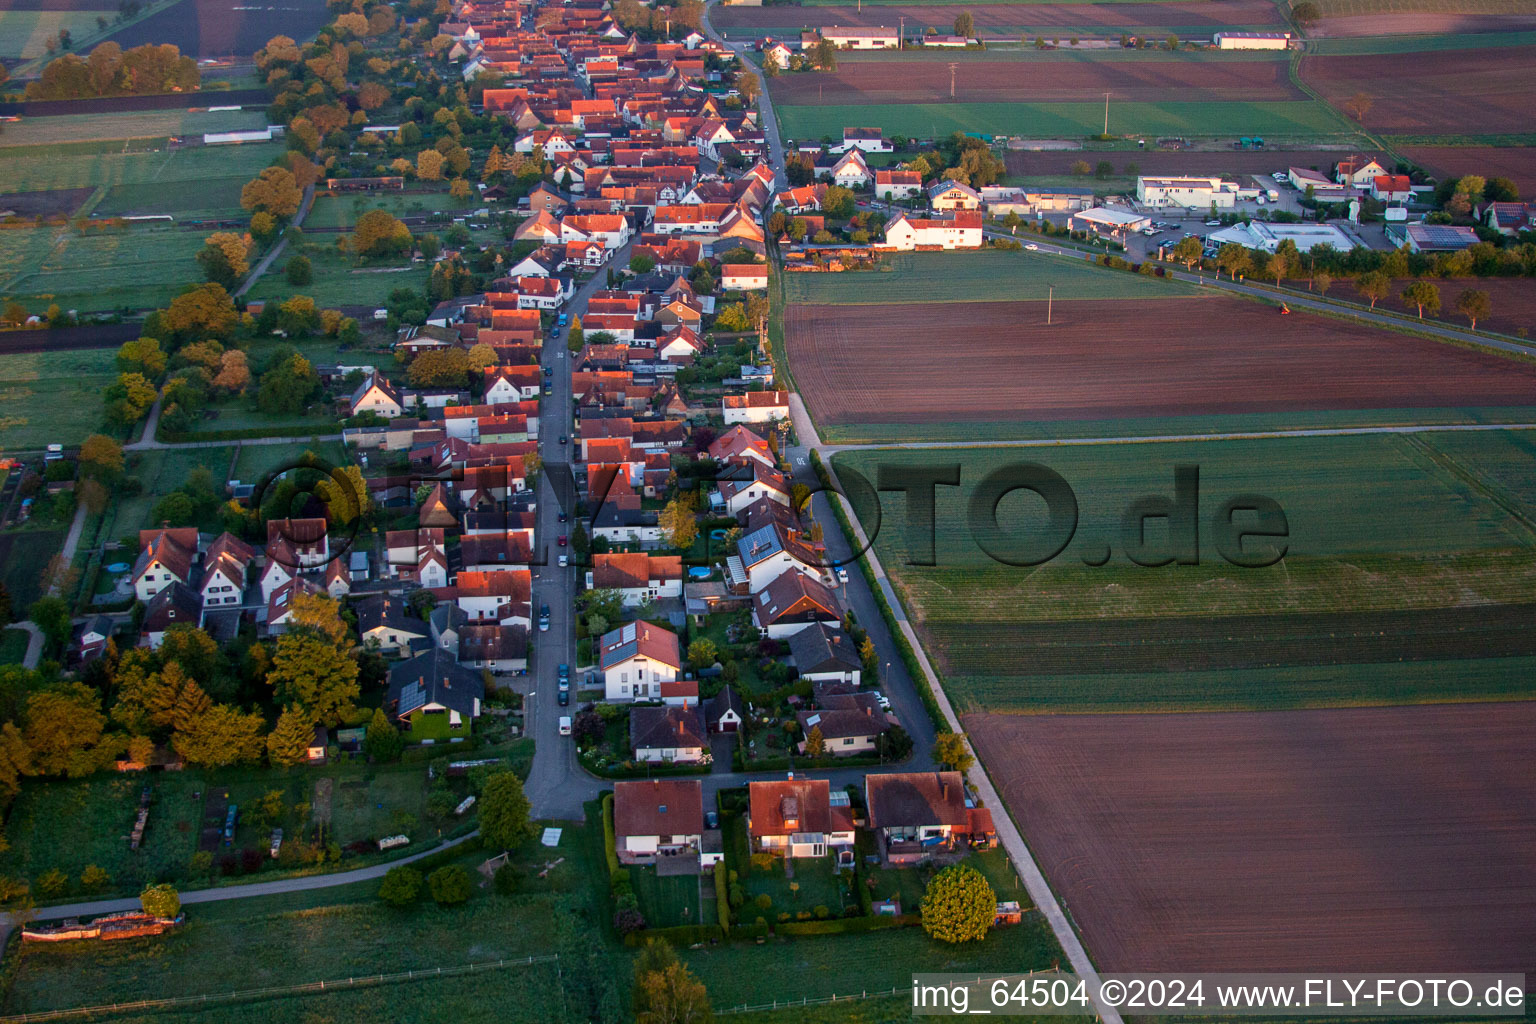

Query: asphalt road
left=701, top=0, right=786, bottom=191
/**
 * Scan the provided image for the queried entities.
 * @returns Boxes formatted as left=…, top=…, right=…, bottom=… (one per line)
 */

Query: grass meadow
left=245, top=240, right=429, bottom=310
left=774, top=100, right=1349, bottom=142
left=0, top=10, right=114, bottom=59
left=0, top=349, right=118, bottom=450
left=833, top=430, right=1536, bottom=710
left=302, top=190, right=473, bottom=231
left=0, top=110, right=266, bottom=149
left=93, top=176, right=253, bottom=220
left=0, top=226, right=207, bottom=311
left=782, top=249, right=1202, bottom=306
left=0, top=140, right=283, bottom=197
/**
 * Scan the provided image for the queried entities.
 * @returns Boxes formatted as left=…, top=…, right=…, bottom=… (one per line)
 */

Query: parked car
left=558, top=663, right=570, bottom=680
left=558, top=512, right=568, bottom=523
left=559, top=435, right=567, bottom=444
left=558, top=553, right=569, bottom=567
left=558, top=534, right=567, bottom=547
left=705, top=810, right=720, bottom=829
left=1024, top=243, right=1039, bottom=251
left=836, top=567, right=849, bottom=584
left=558, top=690, right=570, bottom=707
left=558, top=716, right=572, bottom=735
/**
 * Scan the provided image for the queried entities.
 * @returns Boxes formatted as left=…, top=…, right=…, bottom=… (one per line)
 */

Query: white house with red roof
left=599, top=620, right=682, bottom=701
left=721, top=263, right=768, bottom=291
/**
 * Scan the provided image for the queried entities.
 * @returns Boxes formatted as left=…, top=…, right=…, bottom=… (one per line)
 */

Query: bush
left=378, top=865, right=424, bottom=906
left=494, top=862, right=521, bottom=895
left=814, top=905, right=830, bottom=919
left=620, top=923, right=723, bottom=947
left=140, top=882, right=181, bottom=918
left=778, top=913, right=921, bottom=936
left=601, top=793, right=620, bottom=876
left=427, top=864, right=473, bottom=905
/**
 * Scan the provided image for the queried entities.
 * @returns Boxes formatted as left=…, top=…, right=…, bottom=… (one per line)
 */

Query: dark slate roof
left=788, top=623, right=861, bottom=675
left=386, top=646, right=483, bottom=719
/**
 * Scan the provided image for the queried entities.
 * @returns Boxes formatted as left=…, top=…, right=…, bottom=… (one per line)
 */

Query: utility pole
left=1047, top=283, right=1054, bottom=325
left=898, top=16, right=904, bottom=50
left=1103, top=92, right=1110, bottom=136
left=949, top=62, right=958, bottom=99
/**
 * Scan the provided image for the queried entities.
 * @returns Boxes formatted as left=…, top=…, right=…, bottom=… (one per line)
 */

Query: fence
left=0, top=954, right=560, bottom=1023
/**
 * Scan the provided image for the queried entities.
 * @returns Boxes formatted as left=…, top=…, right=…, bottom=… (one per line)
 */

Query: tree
left=352, top=209, right=412, bottom=259
left=257, top=353, right=318, bottom=415
left=954, top=10, right=974, bottom=36
left=197, top=232, right=250, bottom=287
left=482, top=144, right=506, bottom=182
left=0, top=723, right=33, bottom=801
left=425, top=863, right=473, bottom=905
left=687, top=638, right=717, bottom=668
left=266, top=707, right=316, bottom=767
left=1172, top=235, right=1203, bottom=271
left=116, top=337, right=166, bottom=378
left=416, top=148, right=445, bottom=181
left=1291, top=0, right=1321, bottom=26
left=79, top=434, right=124, bottom=481
left=1215, top=242, right=1252, bottom=281
left=1166, top=33, right=1180, bottom=49
left=629, top=252, right=656, bottom=275
left=140, top=883, right=180, bottom=919
left=80, top=864, right=111, bottom=892
left=378, top=865, right=423, bottom=906
left=659, top=491, right=699, bottom=550
left=1402, top=279, right=1441, bottom=319
left=212, top=350, right=250, bottom=394
left=1094, top=160, right=1113, bottom=180
left=734, top=70, right=760, bottom=106
left=1342, top=92, right=1373, bottom=123
left=449, top=177, right=472, bottom=201
left=1070, top=159, right=1091, bottom=176
left=1485, top=177, right=1519, bottom=202
left=1356, top=269, right=1390, bottom=309
left=29, top=597, right=74, bottom=655
left=173, top=703, right=265, bottom=767
left=920, top=864, right=995, bottom=944
left=811, top=37, right=837, bottom=72
left=932, top=732, right=974, bottom=773
left=805, top=725, right=825, bottom=757
left=25, top=684, right=107, bottom=777
left=1312, top=271, right=1332, bottom=296
left=479, top=770, right=534, bottom=850
left=286, top=254, right=313, bottom=286
left=240, top=166, right=302, bottom=218
left=364, top=707, right=403, bottom=762
left=268, top=594, right=359, bottom=724
left=165, top=282, right=238, bottom=339
left=1455, top=288, right=1491, bottom=329
left=634, top=958, right=712, bottom=1024
left=408, top=348, right=472, bottom=388
left=821, top=185, right=856, bottom=219
left=1269, top=239, right=1299, bottom=286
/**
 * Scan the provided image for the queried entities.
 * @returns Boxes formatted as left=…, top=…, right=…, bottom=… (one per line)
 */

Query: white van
left=558, top=716, right=572, bottom=736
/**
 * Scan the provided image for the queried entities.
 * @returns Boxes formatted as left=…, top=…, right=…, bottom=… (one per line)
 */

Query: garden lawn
left=631, top=865, right=702, bottom=928
left=743, top=856, right=851, bottom=918
left=301, top=190, right=474, bottom=231
left=0, top=349, right=119, bottom=451
left=0, top=140, right=284, bottom=196
left=0, top=529, right=64, bottom=617
left=681, top=912, right=1065, bottom=1007
left=773, top=100, right=1348, bottom=141
left=105, top=446, right=238, bottom=537
left=0, top=627, right=31, bottom=665
left=782, top=249, right=1201, bottom=305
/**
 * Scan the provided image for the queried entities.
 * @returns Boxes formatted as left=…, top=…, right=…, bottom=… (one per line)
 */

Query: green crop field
left=0, top=349, right=118, bottom=451
left=0, top=226, right=209, bottom=311
left=246, top=241, right=430, bottom=310
left=774, top=100, right=1349, bottom=142
left=0, top=140, right=283, bottom=196
left=93, top=175, right=253, bottom=220
left=0, top=11, right=114, bottom=59
left=782, top=249, right=1203, bottom=305
left=1305, top=29, right=1536, bottom=54
left=1312, top=0, right=1536, bottom=14
left=833, top=430, right=1536, bottom=711
left=0, top=109, right=267, bottom=149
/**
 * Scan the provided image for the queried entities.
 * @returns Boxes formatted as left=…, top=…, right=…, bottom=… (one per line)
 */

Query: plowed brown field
left=785, top=296, right=1536, bottom=426
left=1400, top=146, right=1536, bottom=200
left=966, top=703, right=1536, bottom=972
left=771, top=57, right=1301, bottom=105
left=1301, top=46, right=1536, bottom=135
left=713, top=0, right=1283, bottom=31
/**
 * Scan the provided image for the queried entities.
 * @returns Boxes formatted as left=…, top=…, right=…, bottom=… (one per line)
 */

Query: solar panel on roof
left=398, top=681, right=426, bottom=714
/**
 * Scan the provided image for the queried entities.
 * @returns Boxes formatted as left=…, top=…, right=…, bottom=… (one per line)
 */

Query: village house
left=927, top=180, right=981, bottom=211
left=833, top=127, right=893, bottom=154
left=354, top=592, right=430, bottom=654
left=613, top=779, right=704, bottom=865
left=1334, top=155, right=1389, bottom=187
left=810, top=26, right=899, bottom=49
left=790, top=624, right=863, bottom=685
left=706, top=685, right=743, bottom=733
left=708, top=424, right=776, bottom=468
left=349, top=370, right=403, bottom=418
left=731, top=521, right=830, bottom=594
left=864, top=770, right=971, bottom=864
left=721, top=389, right=789, bottom=425
left=713, top=458, right=789, bottom=515
left=199, top=532, right=255, bottom=608
left=385, top=646, right=484, bottom=739
left=748, top=777, right=857, bottom=858
left=752, top=572, right=843, bottom=638
left=600, top=620, right=682, bottom=701
left=824, top=149, right=872, bottom=189
left=588, top=552, right=684, bottom=607
left=720, top=263, right=768, bottom=291
left=875, top=169, right=923, bottom=201
left=882, top=210, right=983, bottom=251
left=141, top=582, right=201, bottom=648
left=132, top=526, right=199, bottom=602
left=630, top=703, right=708, bottom=763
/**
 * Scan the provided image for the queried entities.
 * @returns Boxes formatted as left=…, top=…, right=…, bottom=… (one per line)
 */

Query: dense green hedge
left=601, top=792, right=619, bottom=877
left=622, top=923, right=725, bottom=947
left=585, top=760, right=712, bottom=779
left=714, top=861, right=731, bottom=931
left=777, top=912, right=920, bottom=936
left=157, top=425, right=335, bottom=444
left=810, top=450, right=950, bottom=735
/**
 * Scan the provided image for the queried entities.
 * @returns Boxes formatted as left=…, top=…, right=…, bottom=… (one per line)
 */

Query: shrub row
left=157, top=425, right=334, bottom=444
left=601, top=792, right=620, bottom=877
left=621, top=923, right=725, bottom=947
left=713, top=861, right=731, bottom=932
left=776, top=912, right=921, bottom=936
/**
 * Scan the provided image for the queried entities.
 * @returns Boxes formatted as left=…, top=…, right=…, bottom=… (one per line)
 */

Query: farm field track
left=713, top=0, right=1284, bottom=30
left=1300, top=46, right=1536, bottom=135
left=966, top=703, right=1536, bottom=973
left=1006, top=147, right=1373, bottom=178
left=786, top=296, right=1536, bottom=427
left=1397, top=145, right=1536, bottom=198
left=773, top=99, right=1345, bottom=140
left=769, top=54, right=1302, bottom=105
left=99, top=0, right=331, bottom=57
